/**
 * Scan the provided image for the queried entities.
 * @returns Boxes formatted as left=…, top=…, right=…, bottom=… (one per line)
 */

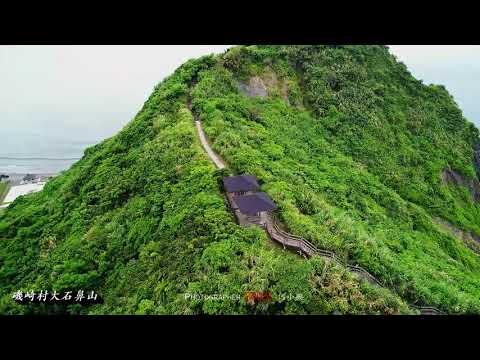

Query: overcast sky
left=0, top=45, right=231, bottom=156
left=389, top=45, right=480, bottom=126
left=0, top=45, right=479, bottom=159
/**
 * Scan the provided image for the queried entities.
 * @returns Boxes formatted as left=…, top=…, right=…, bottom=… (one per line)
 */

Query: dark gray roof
left=233, top=192, right=277, bottom=215
left=223, top=175, right=259, bottom=193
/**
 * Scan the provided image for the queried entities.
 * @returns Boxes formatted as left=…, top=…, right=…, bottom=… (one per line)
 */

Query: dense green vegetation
left=195, top=45, right=480, bottom=312
left=1, top=45, right=479, bottom=314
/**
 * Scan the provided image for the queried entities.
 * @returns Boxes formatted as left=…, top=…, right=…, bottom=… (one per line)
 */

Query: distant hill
left=1, top=45, right=479, bottom=314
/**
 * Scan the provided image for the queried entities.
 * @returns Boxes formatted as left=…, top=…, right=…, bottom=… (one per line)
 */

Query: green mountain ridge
left=1, top=45, right=479, bottom=314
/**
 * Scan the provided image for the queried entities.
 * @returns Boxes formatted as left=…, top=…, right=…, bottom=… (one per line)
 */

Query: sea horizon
left=0, top=157, right=80, bottom=175
left=1, top=129, right=104, bottom=174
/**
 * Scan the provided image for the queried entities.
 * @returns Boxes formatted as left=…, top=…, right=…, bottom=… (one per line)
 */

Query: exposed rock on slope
left=434, top=217, right=480, bottom=254
left=237, top=76, right=268, bottom=98
left=442, top=168, right=480, bottom=203
left=237, top=71, right=291, bottom=104
left=474, top=142, right=480, bottom=180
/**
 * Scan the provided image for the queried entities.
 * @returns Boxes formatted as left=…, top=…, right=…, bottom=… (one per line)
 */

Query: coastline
left=0, top=172, right=57, bottom=208
left=3, top=172, right=57, bottom=186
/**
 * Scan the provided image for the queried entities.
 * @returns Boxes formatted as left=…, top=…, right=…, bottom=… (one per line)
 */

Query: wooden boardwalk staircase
left=263, top=214, right=444, bottom=315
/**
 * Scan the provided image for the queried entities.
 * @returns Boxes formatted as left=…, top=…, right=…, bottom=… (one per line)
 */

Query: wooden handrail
left=266, top=215, right=445, bottom=315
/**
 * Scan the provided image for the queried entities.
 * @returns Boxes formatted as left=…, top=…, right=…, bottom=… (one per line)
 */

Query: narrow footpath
left=195, top=120, right=225, bottom=169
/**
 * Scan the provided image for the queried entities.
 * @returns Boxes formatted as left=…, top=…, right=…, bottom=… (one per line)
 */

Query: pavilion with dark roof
left=223, top=175, right=259, bottom=195
left=233, top=192, right=277, bottom=216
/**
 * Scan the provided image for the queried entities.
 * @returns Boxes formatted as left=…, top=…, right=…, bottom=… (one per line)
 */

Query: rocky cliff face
left=434, top=217, right=480, bottom=254
left=474, top=142, right=480, bottom=180
left=442, top=168, right=480, bottom=203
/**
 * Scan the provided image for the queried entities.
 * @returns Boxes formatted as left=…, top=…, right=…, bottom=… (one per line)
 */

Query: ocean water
left=0, top=129, right=103, bottom=174
left=0, top=158, right=79, bottom=174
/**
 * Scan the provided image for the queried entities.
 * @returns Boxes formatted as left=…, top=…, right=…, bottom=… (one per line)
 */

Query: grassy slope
left=192, top=45, right=480, bottom=313
left=0, top=55, right=407, bottom=315
left=0, top=182, right=10, bottom=204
